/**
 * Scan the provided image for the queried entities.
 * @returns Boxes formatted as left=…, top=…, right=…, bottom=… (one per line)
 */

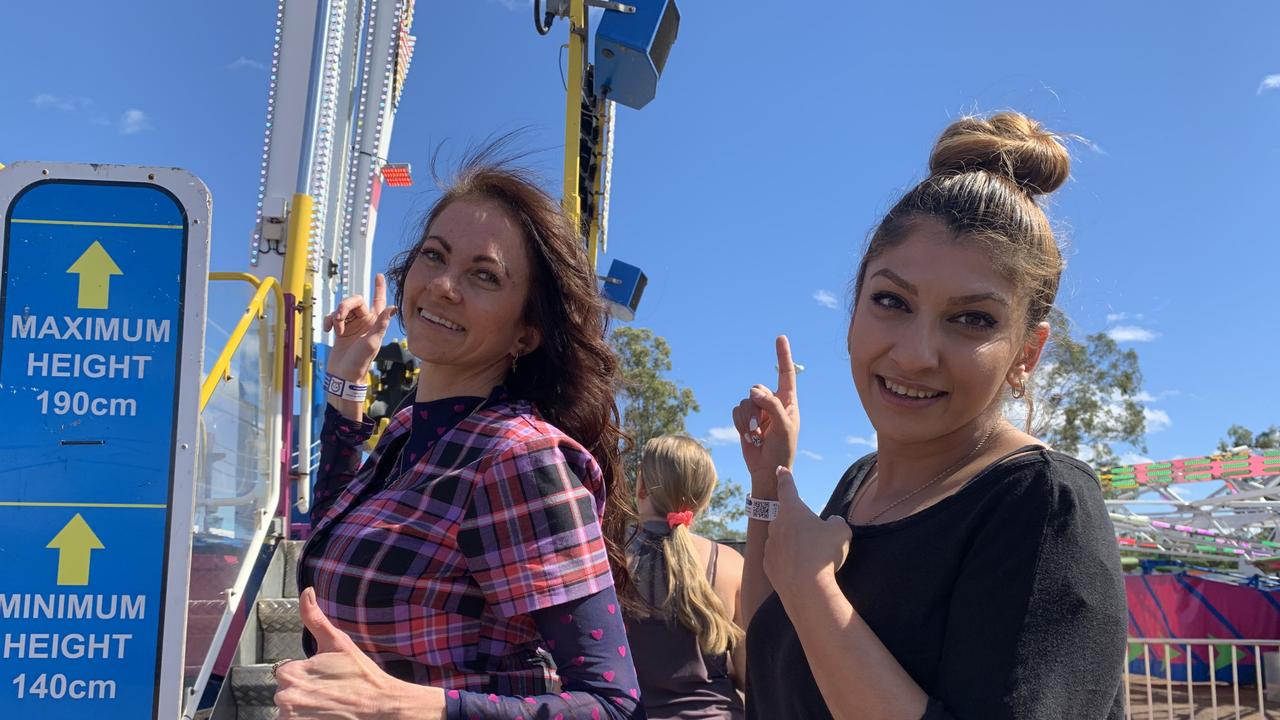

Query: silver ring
left=270, top=658, right=295, bottom=679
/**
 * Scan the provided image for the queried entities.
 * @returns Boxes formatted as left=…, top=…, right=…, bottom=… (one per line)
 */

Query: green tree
left=1027, top=309, right=1147, bottom=472
left=1218, top=424, right=1279, bottom=452
left=612, top=327, right=746, bottom=540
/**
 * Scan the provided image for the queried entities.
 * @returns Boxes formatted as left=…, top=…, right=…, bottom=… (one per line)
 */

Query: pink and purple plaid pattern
left=301, top=398, right=614, bottom=695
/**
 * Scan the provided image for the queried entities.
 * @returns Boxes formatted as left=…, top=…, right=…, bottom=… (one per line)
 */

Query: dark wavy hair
left=386, top=137, right=637, bottom=609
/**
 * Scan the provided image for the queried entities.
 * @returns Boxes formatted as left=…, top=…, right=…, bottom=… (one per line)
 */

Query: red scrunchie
left=666, top=510, right=695, bottom=529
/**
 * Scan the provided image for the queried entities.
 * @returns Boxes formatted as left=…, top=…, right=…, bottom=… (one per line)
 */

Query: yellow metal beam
left=299, top=281, right=315, bottom=391
left=562, top=0, right=590, bottom=269
left=201, top=275, right=284, bottom=412
left=283, top=193, right=313, bottom=355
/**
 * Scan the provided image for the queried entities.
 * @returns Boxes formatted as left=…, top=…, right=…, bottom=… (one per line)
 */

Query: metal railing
left=1125, top=637, right=1280, bottom=719
left=182, top=273, right=285, bottom=720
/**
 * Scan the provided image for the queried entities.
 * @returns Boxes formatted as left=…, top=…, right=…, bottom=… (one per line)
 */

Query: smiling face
left=848, top=218, right=1046, bottom=445
left=402, top=198, right=541, bottom=380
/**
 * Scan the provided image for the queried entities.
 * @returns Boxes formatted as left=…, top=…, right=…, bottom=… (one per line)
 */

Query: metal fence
left=1125, top=638, right=1280, bottom=719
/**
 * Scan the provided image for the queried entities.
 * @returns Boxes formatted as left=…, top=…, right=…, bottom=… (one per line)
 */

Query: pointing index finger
left=372, top=273, right=387, bottom=315
left=775, top=335, right=797, bottom=403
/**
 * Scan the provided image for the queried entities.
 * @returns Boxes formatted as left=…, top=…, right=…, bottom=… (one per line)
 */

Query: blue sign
left=601, top=258, right=647, bottom=321
left=0, top=165, right=207, bottom=719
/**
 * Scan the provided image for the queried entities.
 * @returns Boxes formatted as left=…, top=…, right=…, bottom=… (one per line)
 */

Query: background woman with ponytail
left=627, top=435, right=746, bottom=720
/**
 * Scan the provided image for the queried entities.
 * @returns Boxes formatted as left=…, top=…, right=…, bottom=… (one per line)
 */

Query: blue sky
left=3, top=1, right=1279, bottom=510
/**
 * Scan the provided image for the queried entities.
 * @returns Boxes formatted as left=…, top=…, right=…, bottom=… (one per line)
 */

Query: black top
left=745, top=448, right=1127, bottom=720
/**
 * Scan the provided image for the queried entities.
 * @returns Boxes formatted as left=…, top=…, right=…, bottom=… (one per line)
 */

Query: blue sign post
left=0, top=163, right=208, bottom=719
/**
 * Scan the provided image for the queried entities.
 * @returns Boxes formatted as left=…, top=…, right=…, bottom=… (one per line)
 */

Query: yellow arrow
left=46, top=514, right=104, bottom=586
left=66, top=241, right=123, bottom=310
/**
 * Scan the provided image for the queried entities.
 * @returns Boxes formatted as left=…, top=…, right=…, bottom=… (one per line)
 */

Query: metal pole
left=562, top=0, right=586, bottom=265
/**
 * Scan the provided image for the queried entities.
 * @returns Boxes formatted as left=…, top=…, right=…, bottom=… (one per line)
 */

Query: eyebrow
left=870, top=269, right=917, bottom=295
left=424, top=235, right=511, bottom=278
left=870, top=269, right=1009, bottom=307
left=947, top=292, right=1010, bottom=307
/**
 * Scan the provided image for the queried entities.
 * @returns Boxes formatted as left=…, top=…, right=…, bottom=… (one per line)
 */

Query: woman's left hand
left=763, top=467, right=853, bottom=597
left=274, top=587, right=445, bottom=720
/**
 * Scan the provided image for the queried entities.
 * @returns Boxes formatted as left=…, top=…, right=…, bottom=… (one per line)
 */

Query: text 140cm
left=12, top=673, right=117, bottom=700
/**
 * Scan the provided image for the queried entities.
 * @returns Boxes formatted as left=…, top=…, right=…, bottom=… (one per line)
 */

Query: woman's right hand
left=323, top=273, right=398, bottom=383
left=732, top=335, right=800, bottom=496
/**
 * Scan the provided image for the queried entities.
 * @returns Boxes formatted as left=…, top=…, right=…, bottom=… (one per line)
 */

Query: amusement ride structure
left=1104, top=449, right=1280, bottom=575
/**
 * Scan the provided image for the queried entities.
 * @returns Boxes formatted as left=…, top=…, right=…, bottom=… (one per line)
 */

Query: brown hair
left=386, top=139, right=637, bottom=609
left=633, top=435, right=742, bottom=655
left=852, top=112, right=1072, bottom=418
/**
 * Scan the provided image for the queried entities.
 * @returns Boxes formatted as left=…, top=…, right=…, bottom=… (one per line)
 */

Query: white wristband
left=746, top=494, right=780, bottom=522
left=324, top=374, right=369, bottom=402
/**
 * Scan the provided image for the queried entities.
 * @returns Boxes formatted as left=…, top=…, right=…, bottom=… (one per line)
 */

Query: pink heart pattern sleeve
left=446, top=587, right=643, bottom=719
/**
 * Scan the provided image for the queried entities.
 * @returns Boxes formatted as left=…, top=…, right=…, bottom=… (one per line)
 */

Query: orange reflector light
left=381, top=163, right=413, bottom=187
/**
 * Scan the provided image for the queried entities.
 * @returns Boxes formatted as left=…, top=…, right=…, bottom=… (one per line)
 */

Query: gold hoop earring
left=1011, top=381, right=1026, bottom=400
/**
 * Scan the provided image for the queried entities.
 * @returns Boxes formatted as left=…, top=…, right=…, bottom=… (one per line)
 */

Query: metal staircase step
left=229, top=664, right=279, bottom=720
left=258, top=598, right=303, bottom=663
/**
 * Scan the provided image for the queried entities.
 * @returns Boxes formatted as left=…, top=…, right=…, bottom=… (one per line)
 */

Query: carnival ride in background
left=1104, top=449, right=1280, bottom=575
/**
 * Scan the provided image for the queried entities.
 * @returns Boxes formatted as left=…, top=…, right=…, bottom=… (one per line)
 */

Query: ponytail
left=660, top=523, right=742, bottom=655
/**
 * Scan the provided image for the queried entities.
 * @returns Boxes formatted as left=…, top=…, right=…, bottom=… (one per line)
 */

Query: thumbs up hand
left=274, top=588, right=446, bottom=720
left=763, top=467, right=852, bottom=601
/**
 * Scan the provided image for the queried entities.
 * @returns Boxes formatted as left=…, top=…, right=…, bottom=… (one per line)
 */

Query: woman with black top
left=731, top=112, right=1127, bottom=719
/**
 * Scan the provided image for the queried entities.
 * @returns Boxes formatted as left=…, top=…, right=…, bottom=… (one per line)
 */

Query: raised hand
left=274, top=588, right=443, bottom=719
left=732, top=336, right=800, bottom=492
left=323, top=272, right=398, bottom=383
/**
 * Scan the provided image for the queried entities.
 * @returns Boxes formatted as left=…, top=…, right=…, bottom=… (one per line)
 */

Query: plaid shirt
left=300, top=388, right=614, bottom=695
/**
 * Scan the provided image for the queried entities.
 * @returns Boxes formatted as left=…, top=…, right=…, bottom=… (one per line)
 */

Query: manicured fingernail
left=748, top=417, right=759, bottom=432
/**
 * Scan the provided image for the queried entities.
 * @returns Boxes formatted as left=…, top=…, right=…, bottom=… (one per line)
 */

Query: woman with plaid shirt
left=273, top=143, right=645, bottom=720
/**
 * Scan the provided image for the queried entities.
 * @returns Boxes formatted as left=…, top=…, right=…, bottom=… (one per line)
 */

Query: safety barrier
left=181, top=274, right=284, bottom=719
left=1125, top=637, right=1280, bottom=719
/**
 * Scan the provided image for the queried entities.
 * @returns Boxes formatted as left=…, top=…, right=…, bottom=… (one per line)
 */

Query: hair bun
left=928, top=112, right=1071, bottom=196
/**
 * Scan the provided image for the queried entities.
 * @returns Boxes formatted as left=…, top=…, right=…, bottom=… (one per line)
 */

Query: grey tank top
left=626, top=521, right=745, bottom=720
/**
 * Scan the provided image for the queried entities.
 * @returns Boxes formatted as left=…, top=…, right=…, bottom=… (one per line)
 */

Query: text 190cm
left=35, top=390, right=137, bottom=417
left=12, top=673, right=117, bottom=700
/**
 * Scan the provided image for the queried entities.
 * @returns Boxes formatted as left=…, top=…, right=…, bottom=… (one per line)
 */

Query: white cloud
left=799, top=449, right=823, bottom=461
left=1258, top=74, right=1280, bottom=95
left=845, top=433, right=877, bottom=449
left=1106, top=325, right=1158, bottom=343
left=703, top=426, right=740, bottom=446
left=1105, top=312, right=1128, bottom=324
left=1144, top=408, right=1172, bottom=433
left=32, top=94, right=91, bottom=112
left=812, top=289, right=839, bottom=310
left=119, top=109, right=152, bottom=135
left=228, top=57, right=266, bottom=71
